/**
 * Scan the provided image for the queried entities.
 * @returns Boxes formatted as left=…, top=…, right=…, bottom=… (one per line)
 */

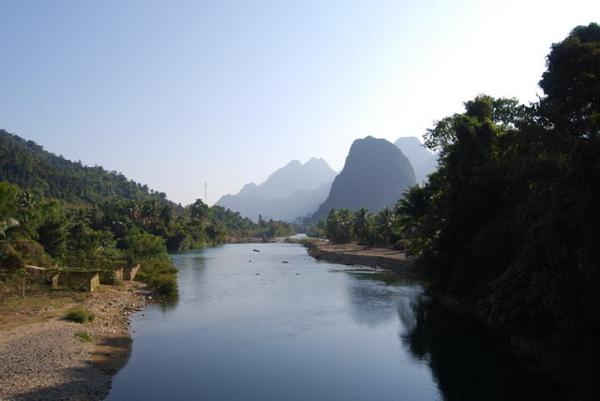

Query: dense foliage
left=395, top=24, right=600, bottom=394
left=320, top=207, right=403, bottom=248
left=0, top=134, right=295, bottom=298
left=313, top=25, right=600, bottom=395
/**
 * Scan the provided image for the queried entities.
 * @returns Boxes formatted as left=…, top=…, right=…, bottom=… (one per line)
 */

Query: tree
left=36, top=201, right=67, bottom=259
left=396, top=25, right=600, bottom=394
left=373, top=208, right=396, bottom=247
left=353, top=208, right=373, bottom=245
left=122, top=229, right=168, bottom=265
left=326, top=209, right=354, bottom=243
left=206, top=224, right=227, bottom=244
left=538, top=23, right=600, bottom=138
left=395, top=185, right=433, bottom=255
left=190, top=199, right=210, bottom=220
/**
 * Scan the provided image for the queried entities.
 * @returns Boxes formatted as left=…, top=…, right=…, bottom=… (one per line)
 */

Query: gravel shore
left=0, top=282, right=147, bottom=401
left=303, top=240, right=416, bottom=274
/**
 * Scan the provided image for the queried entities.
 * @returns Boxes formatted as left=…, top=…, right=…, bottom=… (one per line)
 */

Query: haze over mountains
left=312, top=136, right=416, bottom=220
left=217, top=136, right=435, bottom=223
left=394, top=137, right=437, bottom=183
left=216, top=158, right=337, bottom=222
left=2, top=129, right=434, bottom=225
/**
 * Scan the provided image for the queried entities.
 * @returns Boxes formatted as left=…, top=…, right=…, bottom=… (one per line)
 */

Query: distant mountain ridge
left=394, top=137, right=437, bottom=183
left=0, top=129, right=168, bottom=205
left=216, top=158, right=337, bottom=222
left=312, top=136, right=416, bottom=220
left=233, top=158, right=336, bottom=200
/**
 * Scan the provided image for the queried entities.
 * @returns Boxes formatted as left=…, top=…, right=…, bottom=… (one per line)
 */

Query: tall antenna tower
left=204, top=182, right=207, bottom=204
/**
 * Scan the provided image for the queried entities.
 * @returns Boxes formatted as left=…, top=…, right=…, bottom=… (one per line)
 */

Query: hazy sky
left=1, top=1, right=598, bottom=205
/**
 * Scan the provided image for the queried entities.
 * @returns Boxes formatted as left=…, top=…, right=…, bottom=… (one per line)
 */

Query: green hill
left=0, top=129, right=167, bottom=205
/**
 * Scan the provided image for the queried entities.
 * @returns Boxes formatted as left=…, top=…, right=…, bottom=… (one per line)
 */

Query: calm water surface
left=104, top=243, right=563, bottom=401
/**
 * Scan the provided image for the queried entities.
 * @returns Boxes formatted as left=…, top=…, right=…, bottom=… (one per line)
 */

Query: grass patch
left=74, top=331, right=92, bottom=342
left=0, top=292, right=88, bottom=331
left=65, top=307, right=95, bottom=323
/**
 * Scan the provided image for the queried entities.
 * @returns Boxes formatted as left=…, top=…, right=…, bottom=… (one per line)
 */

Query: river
left=104, top=243, right=563, bottom=401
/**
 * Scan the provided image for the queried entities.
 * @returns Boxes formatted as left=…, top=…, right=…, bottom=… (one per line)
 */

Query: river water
left=104, top=243, right=563, bottom=401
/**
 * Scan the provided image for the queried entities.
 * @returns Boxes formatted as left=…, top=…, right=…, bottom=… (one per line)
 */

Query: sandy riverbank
left=0, top=282, right=148, bottom=401
left=303, top=240, right=417, bottom=275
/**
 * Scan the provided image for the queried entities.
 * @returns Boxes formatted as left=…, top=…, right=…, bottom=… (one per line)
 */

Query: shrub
left=136, top=258, right=178, bottom=298
left=65, top=307, right=95, bottom=323
left=148, top=273, right=177, bottom=297
left=0, top=242, right=25, bottom=270
left=74, top=331, right=92, bottom=342
left=11, top=239, right=53, bottom=267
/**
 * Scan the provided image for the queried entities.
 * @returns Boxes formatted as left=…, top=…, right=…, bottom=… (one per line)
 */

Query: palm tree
left=353, top=208, right=372, bottom=245
left=395, top=185, right=433, bottom=256
left=396, top=186, right=428, bottom=223
left=375, top=208, right=395, bottom=246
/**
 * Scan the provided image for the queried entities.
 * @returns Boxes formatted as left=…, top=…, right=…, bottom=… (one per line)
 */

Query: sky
left=1, top=0, right=598, bottom=205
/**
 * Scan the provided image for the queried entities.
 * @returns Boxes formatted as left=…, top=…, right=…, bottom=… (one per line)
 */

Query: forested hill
left=0, top=129, right=167, bottom=205
left=0, top=130, right=295, bottom=298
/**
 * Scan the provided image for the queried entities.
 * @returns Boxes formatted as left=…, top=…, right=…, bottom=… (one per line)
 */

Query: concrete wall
left=123, top=264, right=140, bottom=281
left=53, top=271, right=100, bottom=292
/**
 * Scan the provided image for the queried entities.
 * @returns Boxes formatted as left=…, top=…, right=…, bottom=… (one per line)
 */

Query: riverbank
left=0, top=282, right=148, bottom=401
left=302, top=239, right=417, bottom=275
left=301, top=239, right=587, bottom=399
left=228, top=236, right=292, bottom=244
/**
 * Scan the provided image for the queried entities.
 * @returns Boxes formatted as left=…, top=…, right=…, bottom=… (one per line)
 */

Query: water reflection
left=106, top=244, right=565, bottom=401
left=346, top=272, right=423, bottom=328
left=398, top=296, right=566, bottom=401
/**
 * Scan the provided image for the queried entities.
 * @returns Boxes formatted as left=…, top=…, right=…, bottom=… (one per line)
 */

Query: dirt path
left=0, top=282, right=148, bottom=401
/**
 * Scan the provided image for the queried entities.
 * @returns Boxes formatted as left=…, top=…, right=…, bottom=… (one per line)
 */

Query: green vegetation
left=74, top=331, right=92, bottom=342
left=65, top=307, right=95, bottom=323
left=319, top=207, right=403, bottom=248
left=398, top=23, right=600, bottom=330
left=0, top=130, right=168, bottom=205
left=313, top=24, right=600, bottom=392
left=0, top=131, right=295, bottom=298
left=135, top=257, right=178, bottom=298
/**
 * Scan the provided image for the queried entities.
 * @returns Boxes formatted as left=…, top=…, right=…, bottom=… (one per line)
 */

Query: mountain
left=216, top=158, right=337, bottom=222
left=217, top=182, right=332, bottom=223
left=312, top=136, right=416, bottom=220
left=394, top=137, right=437, bottom=183
left=0, top=129, right=167, bottom=205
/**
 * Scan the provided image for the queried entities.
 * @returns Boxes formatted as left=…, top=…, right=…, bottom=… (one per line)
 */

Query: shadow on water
left=346, top=271, right=422, bottom=328
left=397, top=295, right=567, bottom=401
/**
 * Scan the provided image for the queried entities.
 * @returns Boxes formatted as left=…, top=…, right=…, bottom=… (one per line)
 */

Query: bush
left=136, top=258, right=178, bottom=298
left=74, top=331, right=92, bottom=342
left=148, top=273, right=177, bottom=297
left=65, top=307, right=95, bottom=323
left=0, top=243, right=25, bottom=270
